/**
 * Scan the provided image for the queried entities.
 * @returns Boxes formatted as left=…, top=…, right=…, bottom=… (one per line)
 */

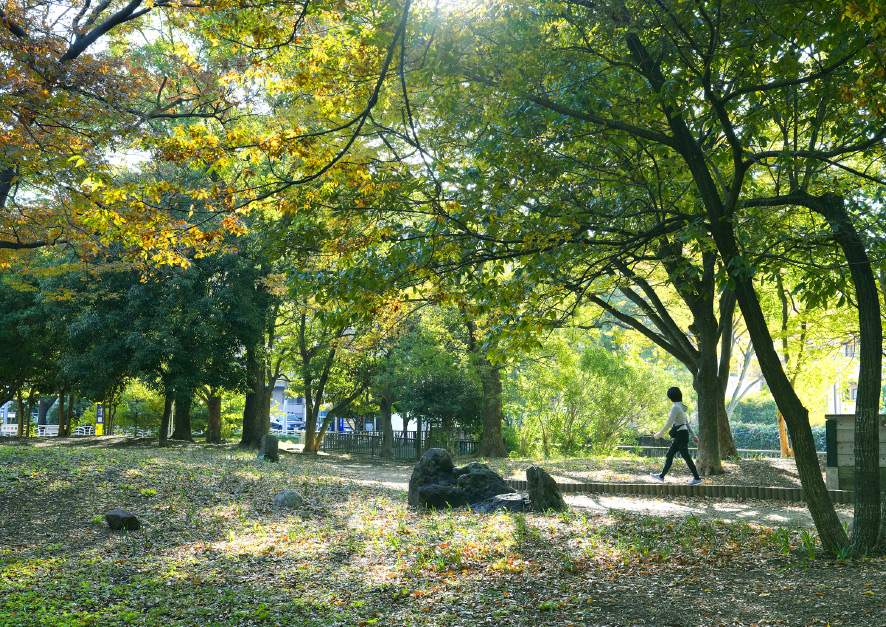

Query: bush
left=730, top=396, right=777, bottom=424
left=729, top=422, right=826, bottom=451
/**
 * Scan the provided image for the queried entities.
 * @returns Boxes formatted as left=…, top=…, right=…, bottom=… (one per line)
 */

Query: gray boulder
left=257, top=434, right=279, bottom=462
left=273, top=490, right=304, bottom=509
left=408, top=448, right=515, bottom=510
left=105, top=508, right=141, bottom=531
left=408, top=448, right=457, bottom=508
left=526, top=465, right=567, bottom=512
left=417, top=484, right=470, bottom=510
left=456, top=463, right=517, bottom=502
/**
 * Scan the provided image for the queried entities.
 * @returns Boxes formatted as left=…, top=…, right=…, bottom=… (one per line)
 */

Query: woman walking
left=650, top=386, right=702, bottom=485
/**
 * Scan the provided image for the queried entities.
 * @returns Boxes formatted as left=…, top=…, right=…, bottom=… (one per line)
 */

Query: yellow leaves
left=83, top=175, right=105, bottom=193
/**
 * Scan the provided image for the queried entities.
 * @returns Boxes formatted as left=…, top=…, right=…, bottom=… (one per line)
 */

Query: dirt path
left=292, top=449, right=854, bottom=529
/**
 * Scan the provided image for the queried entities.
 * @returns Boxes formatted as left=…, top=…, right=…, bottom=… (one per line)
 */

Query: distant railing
left=319, top=430, right=479, bottom=458
left=616, top=444, right=783, bottom=459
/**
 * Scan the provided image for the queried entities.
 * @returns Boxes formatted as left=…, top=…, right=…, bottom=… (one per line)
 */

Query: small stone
left=526, top=465, right=567, bottom=512
left=257, top=434, right=279, bottom=462
left=105, top=508, right=141, bottom=531
left=273, top=490, right=304, bottom=508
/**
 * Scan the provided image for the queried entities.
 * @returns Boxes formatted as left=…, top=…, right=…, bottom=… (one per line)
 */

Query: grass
left=0, top=442, right=884, bottom=626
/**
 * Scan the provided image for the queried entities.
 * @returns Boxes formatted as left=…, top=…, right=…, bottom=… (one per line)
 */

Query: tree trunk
left=37, top=396, right=56, bottom=426
left=716, top=394, right=740, bottom=458
left=711, top=228, right=847, bottom=553
left=477, top=365, right=507, bottom=458
left=240, top=345, right=265, bottom=449
left=716, top=291, right=740, bottom=458
left=303, top=407, right=319, bottom=453
left=65, top=394, right=75, bottom=433
left=105, top=399, right=116, bottom=436
left=692, top=307, right=724, bottom=476
left=16, top=391, right=25, bottom=437
left=776, top=410, right=793, bottom=457
left=415, top=415, right=423, bottom=460
left=158, top=394, right=173, bottom=447
left=464, top=313, right=507, bottom=458
left=58, top=393, right=67, bottom=437
left=171, top=393, right=193, bottom=441
left=812, top=193, right=882, bottom=555
left=206, top=394, right=222, bottom=444
left=379, top=391, right=394, bottom=458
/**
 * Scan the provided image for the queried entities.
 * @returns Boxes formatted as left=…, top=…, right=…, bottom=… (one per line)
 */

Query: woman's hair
left=666, top=386, right=682, bottom=402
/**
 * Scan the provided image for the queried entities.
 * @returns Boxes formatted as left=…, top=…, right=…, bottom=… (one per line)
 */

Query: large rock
left=455, top=463, right=516, bottom=502
left=416, top=484, right=470, bottom=510
left=273, top=490, right=304, bottom=509
left=526, top=465, right=567, bottom=512
left=408, top=448, right=456, bottom=508
left=408, top=448, right=516, bottom=510
left=105, top=508, right=141, bottom=531
left=257, top=434, right=279, bottom=462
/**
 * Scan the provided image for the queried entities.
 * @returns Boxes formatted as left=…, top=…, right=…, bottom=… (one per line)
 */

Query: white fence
left=1, top=424, right=96, bottom=437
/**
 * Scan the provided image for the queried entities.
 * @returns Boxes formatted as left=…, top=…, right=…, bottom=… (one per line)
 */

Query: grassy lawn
left=0, top=440, right=883, bottom=626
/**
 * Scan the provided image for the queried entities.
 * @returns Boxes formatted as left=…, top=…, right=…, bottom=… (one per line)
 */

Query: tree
left=410, top=0, right=885, bottom=553
left=506, top=326, right=673, bottom=457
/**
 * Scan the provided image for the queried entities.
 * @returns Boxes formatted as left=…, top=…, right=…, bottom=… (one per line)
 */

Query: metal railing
left=319, top=430, right=479, bottom=458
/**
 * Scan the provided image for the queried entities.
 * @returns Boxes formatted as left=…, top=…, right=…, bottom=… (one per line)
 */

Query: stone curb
left=505, top=479, right=854, bottom=505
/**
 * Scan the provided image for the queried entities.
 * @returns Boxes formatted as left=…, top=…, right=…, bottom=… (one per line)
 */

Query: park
left=0, top=437, right=879, bottom=626
left=2, top=0, right=886, bottom=624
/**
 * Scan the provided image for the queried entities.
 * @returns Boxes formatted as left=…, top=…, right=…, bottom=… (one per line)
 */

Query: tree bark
left=379, top=389, right=394, bottom=458
left=464, top=314, right=507, bottom=458
left=158, top=394, right=172, bottom=447
left=716, top=291, right=740, bottom=458
left=66, top=394, right=75, bottom=433
left=58, top=393, right=67, bottom=437
left=206, top=393, right=222, bottom=444
left=477, top=364, right=507, bottom=457
left=240, top=344, right=265, bottom=449
left=776, top=410, right=794, bottom=457
left=692, top=309, right=724, bottom=476
left=810, top=193, right=882, bottom=555
left=37, top=396, right=56, bottom=426
left=15, top=391, right=25, bottom=437
left=170, top=393, right=193, bottom=441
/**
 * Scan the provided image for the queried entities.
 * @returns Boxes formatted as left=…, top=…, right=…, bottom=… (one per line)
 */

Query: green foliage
left=730, top=423, right=826, bottom=452
left=505, top=328, right=672, bottom=457
left=731, top=396, right=778, bottom=425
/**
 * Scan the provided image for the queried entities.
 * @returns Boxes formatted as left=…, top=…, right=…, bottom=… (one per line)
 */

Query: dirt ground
left=1, top=437, right=883, bottom=626
left=279, top=446, right=851, bottom=529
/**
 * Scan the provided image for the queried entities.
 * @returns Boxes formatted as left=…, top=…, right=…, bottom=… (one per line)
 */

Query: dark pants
left=661, top=429, right=700, bottom=479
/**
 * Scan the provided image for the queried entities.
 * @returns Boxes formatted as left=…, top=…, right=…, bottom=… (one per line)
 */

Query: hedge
left=730, top=422, right=826, bottom=452
left=730, top=397, right=778, bottom=425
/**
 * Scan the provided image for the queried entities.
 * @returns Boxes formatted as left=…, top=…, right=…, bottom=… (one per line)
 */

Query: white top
left=655, top=402, right=690, bottom=439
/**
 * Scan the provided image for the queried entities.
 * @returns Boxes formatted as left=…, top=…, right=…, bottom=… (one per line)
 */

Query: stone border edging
left=505, top=479, right=853, bottom=505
